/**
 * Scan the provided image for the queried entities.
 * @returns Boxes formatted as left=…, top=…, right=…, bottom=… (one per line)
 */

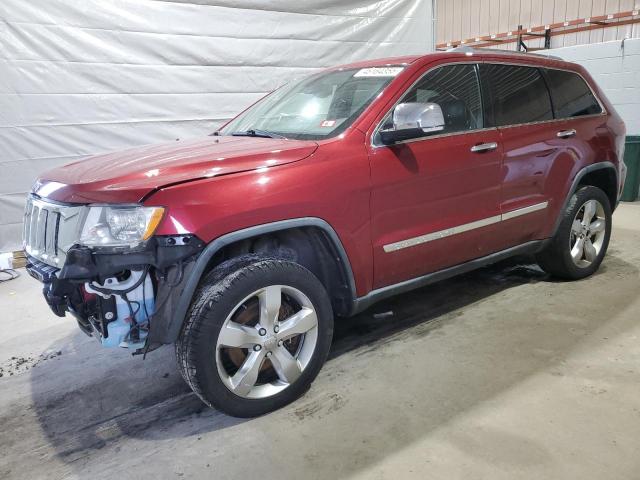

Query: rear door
left=479, top=63, right=561, bottom=250
left=368, top=63, right=503, bottom=289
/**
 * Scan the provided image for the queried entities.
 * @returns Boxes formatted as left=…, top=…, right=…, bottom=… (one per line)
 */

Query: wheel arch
left=552, top=161, right=618, bottom=237
left=577, top=163, right=618, bottom=211
left=165, top=218, right=357, bottom=344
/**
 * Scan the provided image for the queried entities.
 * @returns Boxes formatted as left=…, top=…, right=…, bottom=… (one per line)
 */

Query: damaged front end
left=24, top=195, right=204, bottom=354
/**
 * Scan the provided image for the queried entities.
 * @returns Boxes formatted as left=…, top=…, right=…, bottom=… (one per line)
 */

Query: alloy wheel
left=215, top=285, right=319, bottom=399
left=569, top=199, right=607, bottom=268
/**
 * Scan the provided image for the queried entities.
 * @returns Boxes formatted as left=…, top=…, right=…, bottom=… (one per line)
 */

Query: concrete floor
left=1, top=203, right=640, bottom=480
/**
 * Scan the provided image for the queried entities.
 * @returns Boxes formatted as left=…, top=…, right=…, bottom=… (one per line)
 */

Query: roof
left=329, top=55, right=423, bottom=70
left=444, top=45, right=564, bottom=61
left=333, top=47, right=575, bottom=71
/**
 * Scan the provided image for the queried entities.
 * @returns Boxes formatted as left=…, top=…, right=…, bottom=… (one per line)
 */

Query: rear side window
left=480, top=64, right=553, bottom=126
left=543, top=69, right=602, bottom=118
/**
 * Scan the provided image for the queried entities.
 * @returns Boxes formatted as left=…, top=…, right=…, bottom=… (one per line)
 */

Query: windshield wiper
left=231, top=129, right=285, bottom=139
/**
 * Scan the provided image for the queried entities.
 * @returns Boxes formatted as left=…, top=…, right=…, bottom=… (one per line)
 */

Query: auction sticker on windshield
left=353, top=67, right=404, bottom=77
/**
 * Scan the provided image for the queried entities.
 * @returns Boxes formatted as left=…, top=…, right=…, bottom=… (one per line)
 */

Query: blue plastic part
left=100, top=275, right=155, bottom=349
left=101, top=296, right=154, bottom=349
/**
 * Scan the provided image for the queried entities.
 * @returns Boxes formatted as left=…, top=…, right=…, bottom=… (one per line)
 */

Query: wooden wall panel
left=436, top=0, right=640, bottom=49
left=576, top=0, right=594, bottom=45
left=565, top=0, right=581, bottom=45
left=469, top=0, right=480, bottom=39
left=589, top=0, right=607, bottom=42
left=461, top=0, right=471, bottom=40
left=446, top=0, right=455, bottom=46
left=479, top=0, right=491, bottom=36
left=520, top=0, right=532, bottom=33
left=453, top=0, right=462, bottom=42
left=538, top=0, right=555, bottom=48
left=619, top=0, right=637, bottom=38
left=436, top=0, right=445, bottom=44
left=603, top=0, right=621, bottom=41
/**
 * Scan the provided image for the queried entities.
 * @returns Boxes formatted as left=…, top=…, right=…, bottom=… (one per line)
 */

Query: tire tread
left=175, top=256, right=333, bottom=416
left=537, top=185, right=611, bottom=280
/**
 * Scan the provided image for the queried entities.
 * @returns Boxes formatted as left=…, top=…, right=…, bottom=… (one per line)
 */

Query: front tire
left=537, top=185, right=612, bottom=280
left=176, top=257, right=333, bottom=417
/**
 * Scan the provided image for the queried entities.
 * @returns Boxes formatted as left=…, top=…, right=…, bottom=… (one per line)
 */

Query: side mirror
left=379, top=102, right=445, bottom=145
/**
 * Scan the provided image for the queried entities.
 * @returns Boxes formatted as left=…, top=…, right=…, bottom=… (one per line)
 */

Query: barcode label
left=354, top=67, right=404, bottom=78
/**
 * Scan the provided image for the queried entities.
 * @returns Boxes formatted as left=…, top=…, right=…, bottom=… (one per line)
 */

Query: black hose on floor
left=0, top=269, right=19, bottom=283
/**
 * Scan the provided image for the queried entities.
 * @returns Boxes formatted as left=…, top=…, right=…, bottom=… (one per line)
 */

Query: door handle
left=557, top=129, right=576, bottom=138
left=470, top=142, right=498, bottom=153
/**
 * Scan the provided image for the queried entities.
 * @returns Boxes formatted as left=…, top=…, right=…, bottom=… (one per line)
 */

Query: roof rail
left=445, top=45, right=564, bottom=61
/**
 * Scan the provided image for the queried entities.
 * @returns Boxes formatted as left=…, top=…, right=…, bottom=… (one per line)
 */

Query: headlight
left=79, top=205, right=165, bottom=248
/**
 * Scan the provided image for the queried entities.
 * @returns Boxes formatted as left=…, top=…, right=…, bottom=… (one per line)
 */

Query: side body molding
left=164, top=217, right=358, bottom=344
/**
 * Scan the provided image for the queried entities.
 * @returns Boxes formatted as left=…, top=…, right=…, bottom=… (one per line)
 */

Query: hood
left=33, top=136, right=318, bottom=203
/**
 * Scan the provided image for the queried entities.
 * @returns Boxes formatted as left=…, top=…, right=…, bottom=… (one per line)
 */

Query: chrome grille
left=23, top=196, right=85, bottom=267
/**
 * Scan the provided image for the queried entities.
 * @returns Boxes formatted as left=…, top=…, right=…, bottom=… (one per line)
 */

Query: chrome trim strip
left=502, top=201, right=549, bottom=220
left=374, top=126, right=497, bottom=148
left=383, top=214, right=502, bottom=253
left=383, top=201, right=549, bottom=253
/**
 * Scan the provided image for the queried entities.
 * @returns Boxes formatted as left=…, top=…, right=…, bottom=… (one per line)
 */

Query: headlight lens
left=79, top=206, right=165, bottom=247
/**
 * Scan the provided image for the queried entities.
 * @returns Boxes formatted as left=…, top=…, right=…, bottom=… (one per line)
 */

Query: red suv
left=24, top=49, right=626, bottom=417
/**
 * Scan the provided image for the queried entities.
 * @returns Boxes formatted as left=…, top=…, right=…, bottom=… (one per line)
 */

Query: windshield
left=219, top=66, right=405, bottom=140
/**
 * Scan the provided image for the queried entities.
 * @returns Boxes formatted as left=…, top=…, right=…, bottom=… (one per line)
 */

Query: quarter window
left=381, top=64, right=483, bottom=135
left=544, top=69, right=602, bottom=118
left=481, top=64, right=553, bottom=126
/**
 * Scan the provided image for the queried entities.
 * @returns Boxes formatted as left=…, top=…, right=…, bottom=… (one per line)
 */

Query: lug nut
left=259, top=328, right=267, bottom=336
left=253, top=345, right=262, bottom=352
left=265, top=351, right=272, bottom=358
left=274, top=325, right=280, bottom=333
left=104, top=312, right=114, bottom=320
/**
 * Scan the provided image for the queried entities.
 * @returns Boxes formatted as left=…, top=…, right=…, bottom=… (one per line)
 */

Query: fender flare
left=164, top=217, right=357, bottom=344
left=551, top=161, right=618, bottom=237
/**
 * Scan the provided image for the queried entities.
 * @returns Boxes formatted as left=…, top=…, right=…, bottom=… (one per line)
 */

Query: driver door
left=367, top=63, right=503, bottom=289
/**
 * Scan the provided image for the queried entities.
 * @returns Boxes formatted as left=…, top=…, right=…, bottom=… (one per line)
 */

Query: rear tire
left=536, top=185, right=611, bottom=280
left=176, top=256, right=333, bottom=417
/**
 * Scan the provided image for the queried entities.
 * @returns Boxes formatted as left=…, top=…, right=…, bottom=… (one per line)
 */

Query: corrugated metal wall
left=436, top=0, right=640, bottom=50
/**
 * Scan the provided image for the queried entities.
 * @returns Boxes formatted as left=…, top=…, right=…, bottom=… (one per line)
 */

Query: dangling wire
left=89, top=266, right=149, bottom=296
left=141, top=270, right=150, bottom=320
left=122, top=292, right=145, bottom=342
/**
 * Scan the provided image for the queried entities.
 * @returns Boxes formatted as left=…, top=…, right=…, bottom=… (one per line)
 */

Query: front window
left=219, top=66, right=404, bottom=140
left=379, top=63, right=484, bottom=136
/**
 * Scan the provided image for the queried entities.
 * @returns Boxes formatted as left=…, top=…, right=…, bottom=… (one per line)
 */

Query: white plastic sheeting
left=0, top=0, right=433, bottom=251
